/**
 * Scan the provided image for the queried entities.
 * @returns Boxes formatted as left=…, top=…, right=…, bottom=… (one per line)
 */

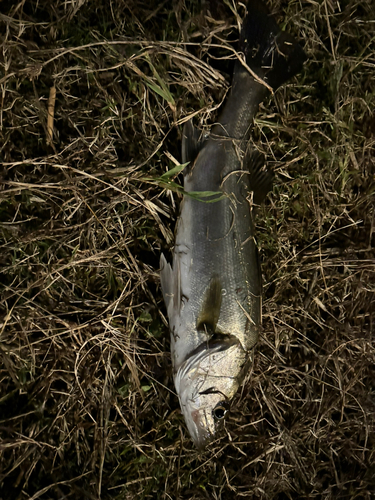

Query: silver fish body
left=160, top=0, right=306, bottom=448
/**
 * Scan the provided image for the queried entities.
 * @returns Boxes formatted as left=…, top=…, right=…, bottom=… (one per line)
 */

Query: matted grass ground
left=0, top=0, right=374, bottom=498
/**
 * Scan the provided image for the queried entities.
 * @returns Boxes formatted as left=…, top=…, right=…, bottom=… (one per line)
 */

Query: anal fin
left=182, top=120, right=206, bottom=166
left=243, top=149, right=274, bottom=205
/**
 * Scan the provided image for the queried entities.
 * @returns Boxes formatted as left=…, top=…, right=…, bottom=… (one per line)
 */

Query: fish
left=160, top=0, right=306, bottom=449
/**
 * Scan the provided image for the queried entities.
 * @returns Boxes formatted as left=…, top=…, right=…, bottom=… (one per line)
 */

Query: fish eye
left=212, top=402, right=228, bottom=420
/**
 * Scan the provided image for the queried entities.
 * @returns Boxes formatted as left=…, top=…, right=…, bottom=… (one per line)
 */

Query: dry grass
left=0, top=0, right=374, bottom=498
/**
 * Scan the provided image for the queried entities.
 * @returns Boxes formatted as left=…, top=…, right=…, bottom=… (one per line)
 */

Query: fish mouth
left=183, top=393, right=227, bottom=450
left=189, top=408, right=216, bottom=450
left=180, top=388, right=232, bottom=449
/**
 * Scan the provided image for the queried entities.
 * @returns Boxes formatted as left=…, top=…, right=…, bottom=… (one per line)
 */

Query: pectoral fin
left=196, top=275, right=222, bottom=334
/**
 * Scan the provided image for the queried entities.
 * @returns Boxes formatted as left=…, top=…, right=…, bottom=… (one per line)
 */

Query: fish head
left=174, top=335, right=248, bottom=449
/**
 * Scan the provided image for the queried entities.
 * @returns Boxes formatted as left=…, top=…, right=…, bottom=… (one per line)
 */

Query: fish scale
left=173, top=146, right=260, bottom=360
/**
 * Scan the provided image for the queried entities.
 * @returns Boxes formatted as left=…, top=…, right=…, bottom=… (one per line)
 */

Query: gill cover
left=174, top=336, right=248, bottom=449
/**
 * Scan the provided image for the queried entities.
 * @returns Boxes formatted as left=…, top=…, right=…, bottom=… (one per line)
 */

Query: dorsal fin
left=196, top=275, right=222, bottom=334
left=160, top=253, right=180, bottom=320
left=243, top=149, right=274, bottom=205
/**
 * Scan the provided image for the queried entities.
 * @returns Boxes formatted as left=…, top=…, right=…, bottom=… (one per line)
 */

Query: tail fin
left=239, top=0, right=306, bottom=90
